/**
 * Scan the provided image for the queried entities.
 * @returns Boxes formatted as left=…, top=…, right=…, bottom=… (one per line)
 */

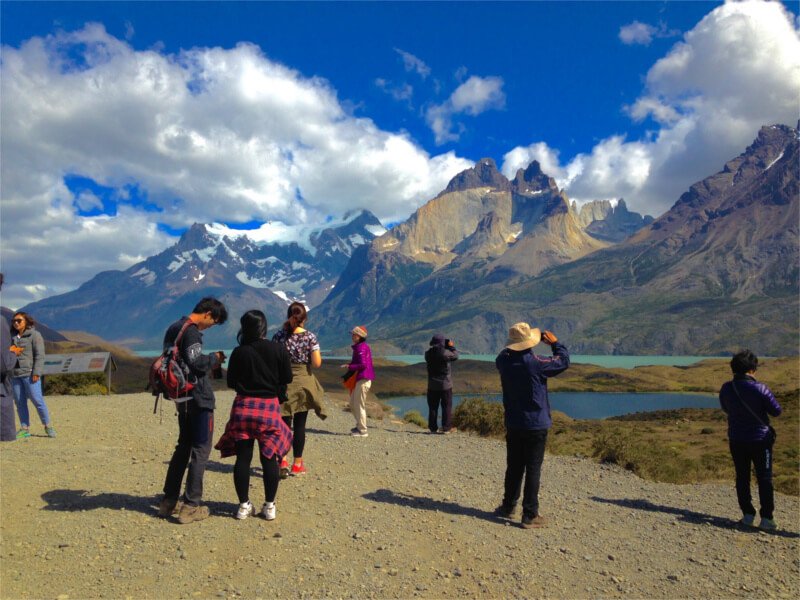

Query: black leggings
left=233, top=439, right=280, bottom=504
left=282, top=410, right=308, bottom=458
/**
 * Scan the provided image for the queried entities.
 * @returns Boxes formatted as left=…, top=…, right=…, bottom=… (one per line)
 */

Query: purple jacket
left=348, top=341, right=375, bottom=382
left=719, top=375, right=782, bottom=442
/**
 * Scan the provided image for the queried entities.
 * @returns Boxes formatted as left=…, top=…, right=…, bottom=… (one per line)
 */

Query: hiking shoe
left=758, top=517, right=777, bottom=531
left=45, top=426, right=56, bottom=438
left=350, top=430, right=368, bottom=437
left=236, top=501, right=254, bottom=520
left=495, top=504, right=516, bottom=519
left=521, top=515, right=548, bottom=529
left=290, top=462, right=307, bottom=476
left=157, top=497, right=183, bottom=518
left=279, top=458, right=290, bottom=480
left=442, top=427, right=457, bottom=434
left=739, top=514, right=756, bottom=527
left=261, top=502, right=276, bottom=521
left=177, top=504, right=210, bottom=524
left=16, top=429, right=30, bottom=439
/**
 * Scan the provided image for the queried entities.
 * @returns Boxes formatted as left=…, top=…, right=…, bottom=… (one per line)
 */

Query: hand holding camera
left=211, top=350, right=226, bottom=379
left=541, top=331, right=558, bottom=345
left=445, top=338, right=456, bottom=350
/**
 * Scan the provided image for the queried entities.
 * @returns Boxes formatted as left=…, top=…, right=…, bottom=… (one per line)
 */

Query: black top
left=164, top=317, right=221, bottom=410
left=227, top=339, right=293, bottom=398
left=424, top=341, right=459, bottom=391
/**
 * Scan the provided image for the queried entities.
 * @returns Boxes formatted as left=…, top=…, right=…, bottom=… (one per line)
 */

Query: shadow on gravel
left=41, top=489, right=235, bottom=519
left=363, top=488, right=500, bottom=522
left=305, top=428, right=346, bottom=436
left=591, top=497, right=800, bottom=539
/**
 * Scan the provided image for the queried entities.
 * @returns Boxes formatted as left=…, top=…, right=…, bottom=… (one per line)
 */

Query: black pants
left=282, top=410, right=308, bottom=458
left=730, top=439, right=774, bottom=519
left=427, top=388, right=453, bottom=432
left=0, top=391, right=16, bottom=441
left=163, top=403, right=213, bottom=507
left=503, top=428, right=548, bottom=518
left=233, top=439, right=280, bottom=504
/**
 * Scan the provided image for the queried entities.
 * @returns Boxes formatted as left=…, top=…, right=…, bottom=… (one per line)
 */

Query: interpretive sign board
left=41, top=353, right=117, bottom=393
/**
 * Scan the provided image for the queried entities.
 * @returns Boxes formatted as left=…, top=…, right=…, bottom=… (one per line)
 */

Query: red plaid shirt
left=215, top=395, right=292, bottom=460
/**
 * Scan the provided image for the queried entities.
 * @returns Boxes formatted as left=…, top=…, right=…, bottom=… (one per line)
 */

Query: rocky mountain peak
left=511, top=160, right=558, bottom=195
left=442, top=158, right=510, bottom=194
left=175, top=222, right=215, bottom=251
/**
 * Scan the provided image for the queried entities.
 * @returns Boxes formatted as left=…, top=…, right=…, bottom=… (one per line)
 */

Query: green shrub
left=403, top=410, right=427, bottom=428
left=453, top=397, right=505, bottom=437
left=43, top=373, right=110, bottom=395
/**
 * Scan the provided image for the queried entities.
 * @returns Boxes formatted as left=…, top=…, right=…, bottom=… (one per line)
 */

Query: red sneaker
left=290, top=462, right=307, bottom=476
left=279, top=458, right=290, bottom=480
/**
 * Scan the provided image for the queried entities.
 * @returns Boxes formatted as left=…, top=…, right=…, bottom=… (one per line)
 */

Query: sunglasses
left=12, top=318, right=24, bottom=323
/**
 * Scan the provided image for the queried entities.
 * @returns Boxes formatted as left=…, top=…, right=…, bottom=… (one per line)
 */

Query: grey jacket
left=11, top=327, right=45, bottom=378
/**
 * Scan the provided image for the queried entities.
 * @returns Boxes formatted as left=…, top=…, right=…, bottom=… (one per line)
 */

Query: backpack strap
left=170, top=319, right=197, bottom=356
left=731, top=380, right=768, bottom=428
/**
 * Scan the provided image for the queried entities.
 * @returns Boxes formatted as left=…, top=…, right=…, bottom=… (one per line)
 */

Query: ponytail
left=283, top=301, right=308, bottom=332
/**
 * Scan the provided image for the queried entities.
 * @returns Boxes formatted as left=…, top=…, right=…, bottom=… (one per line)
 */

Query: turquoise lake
left=387, top=392, right=719, bottom=421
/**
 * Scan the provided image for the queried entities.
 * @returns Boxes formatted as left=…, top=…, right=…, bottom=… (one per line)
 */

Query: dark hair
left=192, top=297, right=228, bottom=325
left=730, top=349, right=758, bottom=375
left=237, top=310, right=267, bottom=345
left=283, top=301, right=308, bottom=332
left=11, top=311, right=35, bottom=333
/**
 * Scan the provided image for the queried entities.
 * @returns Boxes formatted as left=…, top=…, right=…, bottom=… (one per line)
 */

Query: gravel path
left=2, top=392, right=798, bottom=599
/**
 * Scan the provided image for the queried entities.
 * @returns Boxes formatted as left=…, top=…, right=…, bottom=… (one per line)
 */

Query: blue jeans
left=12, top=376, right=51, bottom=428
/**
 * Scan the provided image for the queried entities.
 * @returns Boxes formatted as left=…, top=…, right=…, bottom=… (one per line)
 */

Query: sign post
left=41, top=353, right=118, bottom=394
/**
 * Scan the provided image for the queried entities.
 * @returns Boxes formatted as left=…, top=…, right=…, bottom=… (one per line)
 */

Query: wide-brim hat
left=506, top=322, right=541, bottom=351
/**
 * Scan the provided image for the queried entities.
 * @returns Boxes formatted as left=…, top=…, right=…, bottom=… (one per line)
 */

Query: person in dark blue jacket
left=495, top=322, right=569, bottom=529
left=719, top=349, right=782, bottom=531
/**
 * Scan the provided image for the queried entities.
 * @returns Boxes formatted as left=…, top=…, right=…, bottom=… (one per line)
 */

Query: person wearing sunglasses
left=9, top=311, right=54, bottom=439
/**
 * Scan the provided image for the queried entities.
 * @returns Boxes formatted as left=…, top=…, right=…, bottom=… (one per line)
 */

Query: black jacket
left=163, top=317, right=221, bottom=410
left=227, top=339, right=293, bottom=399
left=424, top=334, right=459, bottom=391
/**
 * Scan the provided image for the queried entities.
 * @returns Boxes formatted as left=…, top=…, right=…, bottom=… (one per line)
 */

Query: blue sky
left=1, top=1, right=798, bottom=309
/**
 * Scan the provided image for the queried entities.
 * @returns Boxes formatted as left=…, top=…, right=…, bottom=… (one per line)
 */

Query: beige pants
left=350, top=379, right=371, bottom=433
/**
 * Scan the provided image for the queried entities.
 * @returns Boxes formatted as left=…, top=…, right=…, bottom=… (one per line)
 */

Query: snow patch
left=765, top=151, right=784, bottom=171
left=235, top=272, right=270, bottom=289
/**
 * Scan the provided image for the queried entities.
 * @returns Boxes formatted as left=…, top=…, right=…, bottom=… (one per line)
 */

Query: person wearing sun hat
left=495, top=322, right=570, bottom=529
left=343, top=325, right=374, bottom=437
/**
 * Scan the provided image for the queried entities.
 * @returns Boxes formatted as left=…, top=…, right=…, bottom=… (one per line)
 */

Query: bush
left=43, top=373, right=110, bottom=395
left=453, top=397, right=505, bottom=437
left=403, top=410, right=427, bottom=428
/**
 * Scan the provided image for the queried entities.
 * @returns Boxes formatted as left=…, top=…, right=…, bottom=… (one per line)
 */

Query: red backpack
left=147, top=320, right=196, bottom=412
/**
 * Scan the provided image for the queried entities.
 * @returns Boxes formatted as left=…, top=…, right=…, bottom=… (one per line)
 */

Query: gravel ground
left=1, top=392, right=798, bottom=599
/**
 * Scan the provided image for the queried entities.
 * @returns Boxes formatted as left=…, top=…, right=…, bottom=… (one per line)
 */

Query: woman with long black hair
left=272, top=301, right=326, bottom=477
left=215, top=310, right=293, bottom=521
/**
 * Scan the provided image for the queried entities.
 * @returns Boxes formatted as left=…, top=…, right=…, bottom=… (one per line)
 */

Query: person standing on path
left=10, top=312, right=54, bottom=439
left=343, top=326, right=374, bottom=437
left=0, top=274, right=22, bottom=442
left=495, top=323, right=569, bottom=529
left=158, top=297, right=228, bottom=524
left=719, top=349, right=782, bottom=531
left=216, top=310, right=293, bottom=521
left=272, top=302, right=326, bottom=477
left=424, top=333, right=459, bottom=434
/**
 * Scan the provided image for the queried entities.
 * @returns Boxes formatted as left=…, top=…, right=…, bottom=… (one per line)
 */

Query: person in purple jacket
left=343, top=325, right=374, bottom=437
left=495, top=323, right=569, bottom=529
left=719, top=349, right=782, bottom=531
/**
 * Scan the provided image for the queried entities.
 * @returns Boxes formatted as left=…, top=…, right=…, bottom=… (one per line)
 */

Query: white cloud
left=0, top=24, right=473, bottom=308
left=375, top=77, right=414, bottom=102
left=619, top=21, right=659, bottom=45
left=619, top=20, right=681, bottom=46
left=394, top=48, right=430, bottom=78
left=425, top=75, right=506, bottom=144
left=505, top=0, right=800, bottom=215
left=501, top=143, right=565, bottom=182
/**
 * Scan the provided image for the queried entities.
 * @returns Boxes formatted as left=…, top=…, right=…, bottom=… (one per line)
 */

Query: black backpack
left=147, top=320, right=196, bottom=413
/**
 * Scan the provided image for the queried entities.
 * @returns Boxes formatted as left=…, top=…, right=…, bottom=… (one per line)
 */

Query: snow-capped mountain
left=20, top=210, right=385, bottom=349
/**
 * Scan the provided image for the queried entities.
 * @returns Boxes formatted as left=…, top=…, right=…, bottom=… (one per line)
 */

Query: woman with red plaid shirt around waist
left=215, top=310, right=293, bottom=521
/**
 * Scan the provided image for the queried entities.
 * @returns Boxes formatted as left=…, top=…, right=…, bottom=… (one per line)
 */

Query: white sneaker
left=261, top=502, right=276, bottom=521
left=236, top=501, right=254, bottom=520
left=350, top=430, right=368, bottom=437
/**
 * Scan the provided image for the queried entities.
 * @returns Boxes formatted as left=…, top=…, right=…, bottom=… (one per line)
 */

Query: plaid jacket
left=215, top=395, right=292, bottom=460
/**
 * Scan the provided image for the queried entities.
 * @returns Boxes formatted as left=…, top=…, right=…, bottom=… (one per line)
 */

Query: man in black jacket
left=158, top=297, right=228, bottom=524
left=0, top=274, right=22, bottom=442
left=424, top=333, right=459, bottom=434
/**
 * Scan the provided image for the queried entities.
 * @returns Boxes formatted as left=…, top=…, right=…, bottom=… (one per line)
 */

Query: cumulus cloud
left=426, top=75, right=506, bottom=144
left=504, top=0, right=800, bottom=215
left=375, top=77, right=414, bottom=102
left=0, top=24, right=472, bottom=307
left=394, top=48, right=430, bottom=78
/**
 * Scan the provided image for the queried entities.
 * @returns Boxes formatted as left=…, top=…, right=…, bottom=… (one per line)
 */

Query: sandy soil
left=1, top=392, right=798, bottom=599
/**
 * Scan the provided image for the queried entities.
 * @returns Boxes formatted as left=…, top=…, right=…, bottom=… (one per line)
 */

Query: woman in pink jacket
left=343, top=326, right=374, bottom=437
